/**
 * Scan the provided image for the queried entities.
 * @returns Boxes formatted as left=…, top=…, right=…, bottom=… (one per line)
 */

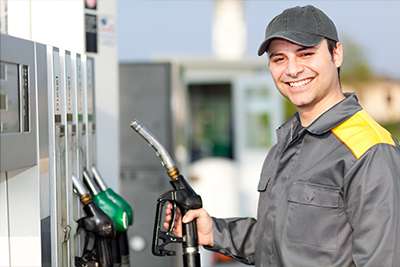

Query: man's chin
left=289, top=96, right=313, bottom=109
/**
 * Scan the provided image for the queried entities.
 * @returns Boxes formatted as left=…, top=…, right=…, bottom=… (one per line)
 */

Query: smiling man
left=165, top=5, right=400, bottom=267
left=267, top=38, right=344, bottom=126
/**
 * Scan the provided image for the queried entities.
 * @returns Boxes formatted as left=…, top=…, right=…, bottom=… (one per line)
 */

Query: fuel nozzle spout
left=130, top=120, right=180, bottom=180
left=82, top=168, right=100, bottom=195
left=72, top=175, right=92, bottom=205
left=91, top=166, right=108, bottom=191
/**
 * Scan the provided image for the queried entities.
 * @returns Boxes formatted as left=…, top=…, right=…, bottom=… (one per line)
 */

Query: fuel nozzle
left=72, top=174, right=114, bottom=238
left=91, top=165, right=133, bottom=225
left=72, top=175, right=115, bottom=267
left=82, top=169, right=129, bottom=232
left=130, top=119, right=202, bottom=267
left=90, top=165, right=134, bottom=266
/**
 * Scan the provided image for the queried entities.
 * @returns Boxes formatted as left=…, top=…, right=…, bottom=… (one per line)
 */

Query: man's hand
left=164, top=202, right=214, bottom=247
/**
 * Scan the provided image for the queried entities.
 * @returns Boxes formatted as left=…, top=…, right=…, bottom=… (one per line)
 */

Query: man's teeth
left=289, top=78, right=312, bottom=87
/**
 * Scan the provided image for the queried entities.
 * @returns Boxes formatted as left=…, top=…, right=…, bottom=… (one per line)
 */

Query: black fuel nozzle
left=72, top=175, right=115, bottom=267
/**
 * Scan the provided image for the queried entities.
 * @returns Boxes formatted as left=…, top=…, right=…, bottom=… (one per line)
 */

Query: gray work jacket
left=206, top=94, right=400, bottom=267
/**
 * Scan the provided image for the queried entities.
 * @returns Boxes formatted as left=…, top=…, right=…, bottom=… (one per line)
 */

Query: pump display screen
left=0, top=61, right=29, bottom=134
left=0, top=61, right=20, bottom=133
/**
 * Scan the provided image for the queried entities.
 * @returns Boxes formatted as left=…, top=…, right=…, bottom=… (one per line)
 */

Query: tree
left=340, top=36, right=374, bottom=85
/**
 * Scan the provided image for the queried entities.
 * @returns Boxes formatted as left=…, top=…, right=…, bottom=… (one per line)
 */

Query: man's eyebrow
left=268, top=45, right=318, bottom=58
left=296, top=45, right=317, bottom=53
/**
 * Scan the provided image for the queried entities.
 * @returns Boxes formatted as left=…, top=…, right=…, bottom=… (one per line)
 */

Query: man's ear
left=333, top=42, right=343, bottom=68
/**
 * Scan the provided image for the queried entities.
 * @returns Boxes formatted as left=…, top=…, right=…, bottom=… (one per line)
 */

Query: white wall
left=8, top=0, right=85, bottom=52
left=31, top=0, right=85, bottom=52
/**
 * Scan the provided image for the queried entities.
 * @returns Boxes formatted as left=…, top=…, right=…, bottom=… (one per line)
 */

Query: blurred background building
left=118, top=0, right=400, bottom=137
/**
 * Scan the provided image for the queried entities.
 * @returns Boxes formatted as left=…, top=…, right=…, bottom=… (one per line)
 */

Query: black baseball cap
left=257, top=5, right=339, bottom=56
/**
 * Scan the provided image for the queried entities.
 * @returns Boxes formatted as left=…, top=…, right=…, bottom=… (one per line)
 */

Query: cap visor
left=257, top=31, right=323, bottom=56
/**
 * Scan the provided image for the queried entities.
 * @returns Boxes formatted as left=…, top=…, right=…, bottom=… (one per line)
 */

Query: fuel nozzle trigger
left=152, top=190, right=183, bottom=256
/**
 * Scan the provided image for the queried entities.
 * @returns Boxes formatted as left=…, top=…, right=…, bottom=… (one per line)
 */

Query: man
left=165, top=5, right=400, bottom=266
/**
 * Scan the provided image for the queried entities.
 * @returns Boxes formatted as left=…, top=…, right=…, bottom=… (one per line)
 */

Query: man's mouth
left=286, top=78, right=313, bottom=88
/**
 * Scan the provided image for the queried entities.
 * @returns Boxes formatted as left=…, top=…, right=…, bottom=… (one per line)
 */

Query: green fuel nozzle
left=90, top=166, right=133, bottom=265
left=91, top=166, right=133, bottom=225
left=82, top=169, right=129, bottom=232
left=91, top=166, right=133, bottom=267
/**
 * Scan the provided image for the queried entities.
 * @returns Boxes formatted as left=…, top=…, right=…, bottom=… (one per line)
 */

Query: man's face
left=267, top=38, right=343, bottom=110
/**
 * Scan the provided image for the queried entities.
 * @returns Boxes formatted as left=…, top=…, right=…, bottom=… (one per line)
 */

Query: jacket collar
left=306, top=93, right=362, bottom=135
left=277, top=93, right=362, bottom=140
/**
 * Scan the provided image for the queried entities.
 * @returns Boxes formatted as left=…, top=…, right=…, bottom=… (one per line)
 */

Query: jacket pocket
left=257, top=174, right=271, bottom=192
left=257, top=147, right=278, bottom=192
left=286, top=181, right=344, bottom=251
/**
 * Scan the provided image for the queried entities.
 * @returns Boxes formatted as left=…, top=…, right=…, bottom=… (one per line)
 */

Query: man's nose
left=285, top=58, right=304, bottom=78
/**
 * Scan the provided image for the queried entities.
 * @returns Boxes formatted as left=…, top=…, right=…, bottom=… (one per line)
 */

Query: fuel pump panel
left=0, top=34, right=41, bottom=267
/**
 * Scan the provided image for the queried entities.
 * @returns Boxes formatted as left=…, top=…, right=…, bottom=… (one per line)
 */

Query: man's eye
left=272, top=57, right=284, bottom=63
left=300, top=52, right=314, bottom=57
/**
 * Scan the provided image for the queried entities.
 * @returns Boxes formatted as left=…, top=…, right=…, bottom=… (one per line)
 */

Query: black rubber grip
left=182, top=221, right=201, bottom=267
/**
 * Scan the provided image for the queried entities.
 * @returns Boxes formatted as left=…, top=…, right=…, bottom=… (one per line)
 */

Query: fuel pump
left=130, top=120, right=202, bottom=267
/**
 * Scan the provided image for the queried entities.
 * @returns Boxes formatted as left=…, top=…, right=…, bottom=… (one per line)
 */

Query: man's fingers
left=165, top=204, right=173, bottom=215
left=166, top=202, right=173, bottom=210
left=163, top=222, right=170, bottom=230
left=182, top=209, right=202, bottom=223
left=165, top=208, right=172, bottom=216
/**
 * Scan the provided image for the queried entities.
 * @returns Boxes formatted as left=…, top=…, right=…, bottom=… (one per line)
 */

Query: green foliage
left=383, top=122, right=400, bottom=140
left=340, top=37, right=374, bottom=85
left=341, top=63, right=373, bottom=84
left=283, top=97, right=297, bottom=120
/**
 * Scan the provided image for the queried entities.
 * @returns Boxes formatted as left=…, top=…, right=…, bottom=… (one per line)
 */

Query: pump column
left=47, top=46, right=70, bottom=267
